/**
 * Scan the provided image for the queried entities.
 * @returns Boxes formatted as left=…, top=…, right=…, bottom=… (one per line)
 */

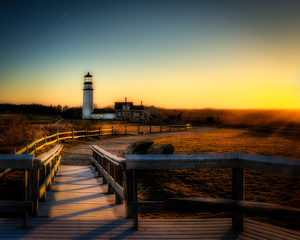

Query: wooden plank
left=91, top=145, right=126, bottom=165
left=39, top=168, right=55, bottom=199
left=35, top=138, right=45, bottom=144
left=0, top=168, right=12, bottom=178
left=126, top=153, right=300, bottom=176
left=41, top=145, right=63, bottom=166
left=58, top=131, right=72, bottom=135
left=0, top=154, right=34, bottom=169
left=58, top=136, right=73, bottom=140
left=90, top=157, right=125, bottom=199
left=0, top=201, right=32, bottom=212
left=34, top=144, right=61, bottom=163
left=125, top=153, right=239, bottom=169
left=166, top=198, right=300, bottom=216
left=35, top=143, right=46, bottom=151
left=239, top=153, right=300, bottom=176
left=45, top=139, right=58, bottom=146
left=46, top=133, right=57, bottom=139
left=16, top=145, right=27, bottom=154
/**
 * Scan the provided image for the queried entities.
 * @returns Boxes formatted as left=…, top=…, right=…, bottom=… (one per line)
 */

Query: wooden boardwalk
left=1, top=165, right=300, bottom=239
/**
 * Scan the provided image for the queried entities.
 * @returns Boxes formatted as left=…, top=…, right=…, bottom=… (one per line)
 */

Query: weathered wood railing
left=89, top=146, right=127, bottom=207
left=32, top=144, right=63, bottom=216
left=120, top=153, right=299, bottom=230
left=0, top=144, right=62, bottom=228
left=0, top=154, right=34, bottom=228
left=10, top=123, right=191, bottom=157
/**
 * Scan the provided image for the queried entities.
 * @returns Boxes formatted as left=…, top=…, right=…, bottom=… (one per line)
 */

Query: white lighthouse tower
left=82, top=72, right=94, bottom=119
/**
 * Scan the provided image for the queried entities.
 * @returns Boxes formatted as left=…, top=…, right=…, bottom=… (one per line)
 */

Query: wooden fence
left=90, top=146, right=300, bottom=230
left=0, top=144, right=63, bottom=228
left=12, top=123, right=192, bottom=156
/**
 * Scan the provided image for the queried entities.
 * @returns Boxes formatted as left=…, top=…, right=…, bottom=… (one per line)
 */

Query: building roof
left=91, top=108, right=116, bottom=114
left=84, top=72, right=93, bottom=77
left=115, top=102, right=133, bottom=109
left=114, top=102, right=144, bottom=110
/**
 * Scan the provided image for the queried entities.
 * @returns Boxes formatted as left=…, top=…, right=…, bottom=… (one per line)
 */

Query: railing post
left=33, top=162, right=40, bottom=216
left=44, top=134, right=47, bottom=145
left=47, top=160, right=52, bottom=191
left=169, top=124, right=171, bottom=132
left=178, top=123, right=179, bottom=131
left=125, top=126, right=127, bottom=135
left=232, top=168, right=245, bottom=231
left=23, top=169, right=28, bottom=229
left=185, top=124, right=187, bottom=130
left=72, top=129, right=74, bottom=140
left=133, top=169, right=138, bottom=230
left=12, top=148, right=16, bottom=154
left=97, top=155, right=103, bottom=177
left=114, top=165, right=123, bottom=204
left=102, top=158, right=107, bottom=184
left=160, top=124, right=162, bottom=133
left=41, top=165, right=46, bottom=202
left=99, top=127, right=101, bottom=136
left=107, top=162, right=114, bottom=194
left=57, top=130, right=59, bottom=143
left=125, top=169, right=133, bottom=218
left=112, top=126, right=114, bottom=135
left=85, top=128, right=87, bottom=138
left=150, top=124, right=151, bottom=133
left=25, top=142, right=29, bottom=154
left=138, top=125, right=140, bottom=134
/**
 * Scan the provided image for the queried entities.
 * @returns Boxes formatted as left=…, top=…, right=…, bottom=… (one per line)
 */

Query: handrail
left=0, top=154, right=35, bottom=228
left=125, top=153, right=300, bottom=176
left=90, top=145, right=126, bottom=205
left=32, top=144, right=63, bottom=216
left=34, top=144, right=62, bottom=164
left=90, top=145, right=126, bottom=166
left=13, top=123, right=191, bottom=155
left=123, top=152, right=300, bottom=230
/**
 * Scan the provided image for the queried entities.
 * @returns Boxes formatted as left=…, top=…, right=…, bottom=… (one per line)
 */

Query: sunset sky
left=0, top=0, right=299, bottom=109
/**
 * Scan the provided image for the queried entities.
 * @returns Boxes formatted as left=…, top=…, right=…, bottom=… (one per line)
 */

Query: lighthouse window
left=118, top=112, right=121, bottom=117
left=127, top=112, right=130, bottom=116
left=127, top=105, right=130, bottom=110
left=123, top=112, right=126, bottom=116
left=122, top=105, right=126, bottom=110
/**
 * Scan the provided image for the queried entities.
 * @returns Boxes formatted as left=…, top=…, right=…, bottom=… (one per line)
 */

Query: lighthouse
left=82, top=72, right=94, bottom=119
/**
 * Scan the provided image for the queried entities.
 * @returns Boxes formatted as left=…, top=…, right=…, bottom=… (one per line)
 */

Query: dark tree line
left=0, top=104, right=56, bottom=114
left=0, top=104, right=83, bottom=119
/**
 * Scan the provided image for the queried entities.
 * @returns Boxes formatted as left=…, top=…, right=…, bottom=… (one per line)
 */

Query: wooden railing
left=0, top=144, right=62, bottom=228
left=0, top=154, right=34, bottom=229
left=90, top=148, right=300, bottom=230
left=12, top=123, right=192, bottom=156
left=125, top=153, right=300, bottom=230
left=90, top=145, right=127, bottom=207
left=32, top=144, right=63, bottom=216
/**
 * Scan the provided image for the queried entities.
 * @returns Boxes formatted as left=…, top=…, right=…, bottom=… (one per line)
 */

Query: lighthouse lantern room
left=82, top=72, right=94, bottom=119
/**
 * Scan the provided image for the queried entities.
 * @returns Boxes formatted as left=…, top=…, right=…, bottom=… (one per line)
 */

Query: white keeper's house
left=82, top=72, right=149, bottom=120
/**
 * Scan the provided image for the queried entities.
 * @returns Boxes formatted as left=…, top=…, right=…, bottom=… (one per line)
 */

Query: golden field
left=137, top=128, right=300, bottom=229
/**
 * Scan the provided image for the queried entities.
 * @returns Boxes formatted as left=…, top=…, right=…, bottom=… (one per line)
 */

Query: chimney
left=125, top=97, right=127, bottom=103
left=141, top=101, right=143, bottom=106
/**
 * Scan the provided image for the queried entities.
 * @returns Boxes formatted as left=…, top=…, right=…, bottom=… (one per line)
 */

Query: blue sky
left=0, top=0, right=300, bottom=108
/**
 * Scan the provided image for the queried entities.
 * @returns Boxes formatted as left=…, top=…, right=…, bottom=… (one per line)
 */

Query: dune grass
left=137, top=128, right=300, bottom=229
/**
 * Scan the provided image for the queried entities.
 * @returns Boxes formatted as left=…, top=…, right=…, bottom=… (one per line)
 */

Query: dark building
left=115, top=98, right=146, bottom=120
